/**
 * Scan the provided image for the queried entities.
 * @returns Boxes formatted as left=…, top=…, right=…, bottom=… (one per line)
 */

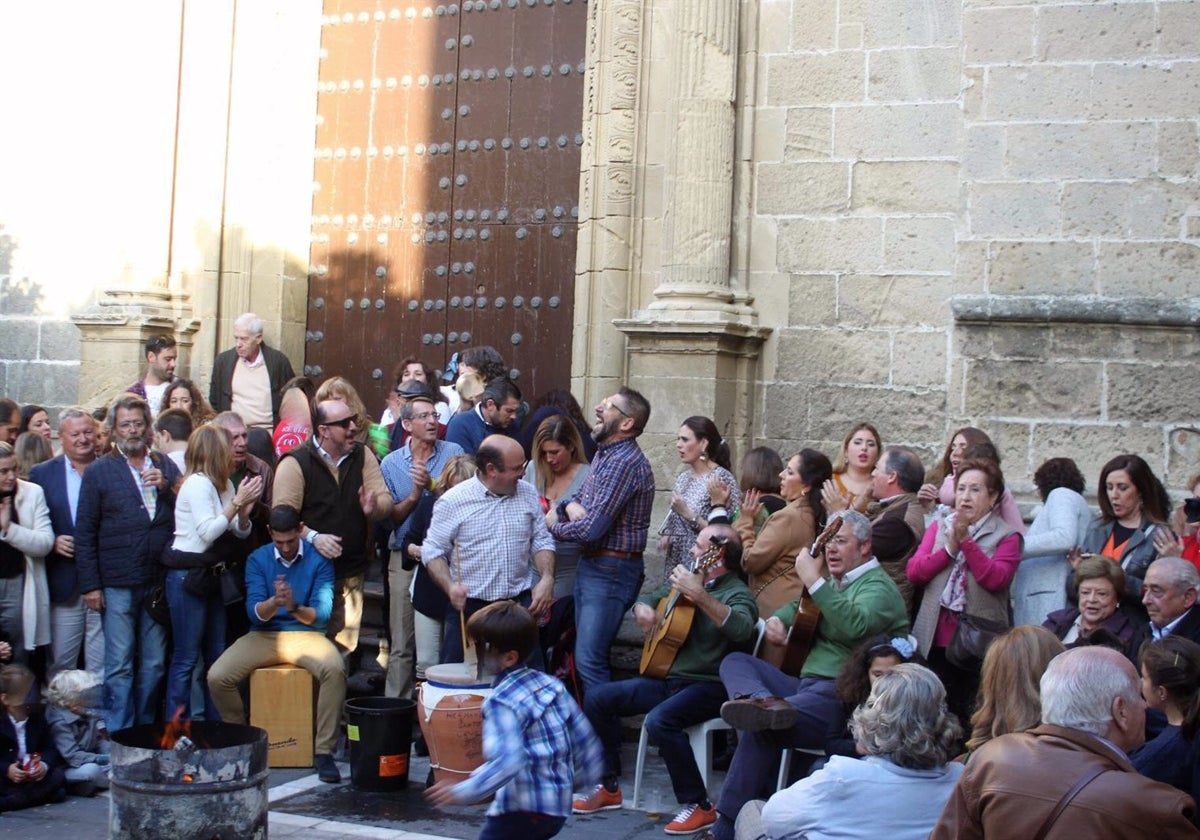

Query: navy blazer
left=74, top=451, right=180, bottom=593
left=28, top=455, right=79, bottom=604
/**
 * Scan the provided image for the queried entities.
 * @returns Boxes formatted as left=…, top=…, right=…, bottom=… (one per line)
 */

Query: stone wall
left=739, top=0, right=1200, bottom=499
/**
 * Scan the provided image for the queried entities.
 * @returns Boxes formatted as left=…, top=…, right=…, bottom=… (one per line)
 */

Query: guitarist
left=702, top=510, right=908, bottom=840
left=572, top=524, right=758, bottom=837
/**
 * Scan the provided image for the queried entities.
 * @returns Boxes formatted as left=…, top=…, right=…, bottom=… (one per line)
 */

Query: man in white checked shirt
left=421, top=435, right=556, bottom=666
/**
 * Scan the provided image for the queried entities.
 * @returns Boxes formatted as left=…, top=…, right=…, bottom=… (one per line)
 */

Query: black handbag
left=182, top=566, right=219, bottom=598
left=143, top=580, right=171, bottom=625
left=946, top=613, right=1008, bottom=671
left=219, top=563, right=246, bottom=606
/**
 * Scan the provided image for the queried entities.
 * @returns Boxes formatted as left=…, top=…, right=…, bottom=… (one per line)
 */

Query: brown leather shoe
left=720, top=696, right=799, bottom=732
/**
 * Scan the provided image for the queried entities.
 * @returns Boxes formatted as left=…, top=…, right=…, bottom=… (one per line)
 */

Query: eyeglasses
left=322, top=415, right=359, bottom=429
left=602, top=400, right=631, bottom=418
left=409, top=411, right=438, bottom=422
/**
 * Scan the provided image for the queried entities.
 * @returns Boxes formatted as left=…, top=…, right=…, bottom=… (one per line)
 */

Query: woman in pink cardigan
left=908, top=458, right=1023, bottom=729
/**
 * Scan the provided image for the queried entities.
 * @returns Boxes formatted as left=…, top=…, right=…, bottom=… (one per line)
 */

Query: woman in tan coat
left=735, top=448, right=832, bottom=618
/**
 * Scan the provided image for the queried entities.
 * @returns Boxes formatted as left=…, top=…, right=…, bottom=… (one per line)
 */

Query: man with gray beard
left=75, top=394, right=181, bottom=731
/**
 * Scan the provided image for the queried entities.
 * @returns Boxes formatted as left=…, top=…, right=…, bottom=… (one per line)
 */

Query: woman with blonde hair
left=314, top=375, right=387, bottom=458
left=524, top=416, right=590, bottom=598
left=402, top=454, right=479, bottom=681
left=13, top=432, right=53, bottom=480
left=163, top=425, right=263, bottom=720
left=966, top=624, right=1065, bottom=755
left=822, top=422, right=882, bottom=515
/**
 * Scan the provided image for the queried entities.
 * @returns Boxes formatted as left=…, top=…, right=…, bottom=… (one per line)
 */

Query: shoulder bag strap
left=1031, top=766, right=1106, bottom=840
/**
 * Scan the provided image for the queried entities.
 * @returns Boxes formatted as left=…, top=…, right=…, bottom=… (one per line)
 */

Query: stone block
left=0, top=319, right=39, bottom=361
left=1005, top=122, right=1156, bottom=180
left=957, top=241, right=989, bottom=293
left=1159, top=3, right=1200, bottom=57
left=38, top=321, right=82, bottom=362
left=962, top=66, right=985, bottom=121
left=786, top=275, right=839, bottom=327
left=767, top=52, right=865, bottom=106
left=4, top=362, right=80, bottom=407
left=760, top=381, right=814, bottom=438
left=1158, top=121, right=1199, bottom=178
left=838, top=274, right=957, bottom=328
left=790, top=0, right=837, bottom=50
left=847, top=0, right=962, bottom=47
left=776, top=328, right=891, bottom=385
left=960, top=124, right=1008, bottom=177
left=785, top=108, right=834, bottom=160
left=1045, top=324, right=1200, bottom=365
left=1108, top=363, right=1195, bottom=423
left=1036, top=4, right=1156, bottom=62
left=988, top=241, right=1096, bottom=295
left=984, top=323, right=1052, bottom=361
left=867, top=47, right=961, bottom=102
left=962, top=7, right=1034, bottom=64
left=777, top=217, right=883, bottom=273
left=892, top=330, right=947, bottom=387
left=754, top=107, right=787, bottom=163
left=883, top=217, right=957, bottom=273
left=839, top=23, right=864, bottom=50
left=1031, top=423, right=1165, bottom=489
left=1090, top=62, right=1200, bottom=121
left=984, top=65, right=1092, bottom=121
left=833, top=103, right=961, bottom=159
left=1061, top=182, right=1132, bottom=238
left=968, top=183, right=1059, bottom=238
left=963, top=359, right=1102, bottom=419
left=851, top=161, right=959, bottom=213
left=806, top=384, right=947, bottom=442
left=758, top=0, right=792, bottom=54
left=1097, top=242, right=1200, bottom=297
left=757, top=162, right=850, bottom=215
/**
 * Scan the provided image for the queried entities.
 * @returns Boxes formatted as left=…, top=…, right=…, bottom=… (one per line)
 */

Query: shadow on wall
left=0, top=225, right=44, bottom=315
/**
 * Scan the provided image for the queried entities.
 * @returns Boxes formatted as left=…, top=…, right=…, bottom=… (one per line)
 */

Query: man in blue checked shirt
left=427, top=600, right=602, bottom=840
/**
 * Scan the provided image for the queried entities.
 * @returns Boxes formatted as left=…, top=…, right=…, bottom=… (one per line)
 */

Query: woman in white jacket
left=163, top=426, right=261, bottom=720
left=1011, top=458, right=1093, bottom=627
left=0, top=442, right=54, bottom=662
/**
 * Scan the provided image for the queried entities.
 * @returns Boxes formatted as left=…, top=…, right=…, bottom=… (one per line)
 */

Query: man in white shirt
left=152, top=409, right=192, bottom=474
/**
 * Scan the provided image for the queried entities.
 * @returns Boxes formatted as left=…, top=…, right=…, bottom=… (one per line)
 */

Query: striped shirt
left=421, top=476, right=555, bottom=602
left=549, top=436, right=654, bottom=555
left=452, top=666, right=603, bottom=816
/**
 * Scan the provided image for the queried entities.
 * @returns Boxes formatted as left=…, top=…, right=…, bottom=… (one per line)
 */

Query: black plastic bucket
left=344, top=696, right=416, bottom=791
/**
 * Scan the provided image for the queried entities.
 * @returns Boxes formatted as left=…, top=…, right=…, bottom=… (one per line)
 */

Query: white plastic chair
left=630, top=619, right=767, bottom=809
left=775, top=746, right=826, bottom=791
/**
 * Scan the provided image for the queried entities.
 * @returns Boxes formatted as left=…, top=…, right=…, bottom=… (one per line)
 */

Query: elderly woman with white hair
left=736, top=664, right=964, bottom=840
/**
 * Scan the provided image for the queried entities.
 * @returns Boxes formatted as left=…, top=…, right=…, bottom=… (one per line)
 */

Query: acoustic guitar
left=772, top=516, right=844, bottom=677
left=639, top=540, right=727, bottom=679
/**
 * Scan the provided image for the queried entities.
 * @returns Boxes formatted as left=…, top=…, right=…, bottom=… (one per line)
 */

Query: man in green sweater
left=702, top=510, right=909, bottom=840
left=573, top=523, right=758, bottom=836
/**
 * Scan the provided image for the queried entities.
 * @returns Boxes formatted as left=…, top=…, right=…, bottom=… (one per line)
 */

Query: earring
left=699, top=453, right=708, bottom=462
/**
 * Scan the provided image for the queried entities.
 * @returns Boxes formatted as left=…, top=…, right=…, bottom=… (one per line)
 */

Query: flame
left=181, top=774, right=195, bottom=783
left=159, top=708, right=192, bottom=750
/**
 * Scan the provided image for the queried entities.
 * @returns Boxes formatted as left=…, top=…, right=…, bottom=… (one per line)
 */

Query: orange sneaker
left=665, top=802, right=717, bottom=835
left=572, top=783, right=623, bottom=814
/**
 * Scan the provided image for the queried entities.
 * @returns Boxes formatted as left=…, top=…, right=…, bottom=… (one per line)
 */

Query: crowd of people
left=0, top=315, right=1199, bottom=839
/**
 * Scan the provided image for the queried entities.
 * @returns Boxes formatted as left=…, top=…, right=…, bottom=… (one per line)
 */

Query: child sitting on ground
left=426, top=600, right=603, bottom=840
left=0, top=664, right=66, bottom=811
left=44, top=670, right=110, bottom=796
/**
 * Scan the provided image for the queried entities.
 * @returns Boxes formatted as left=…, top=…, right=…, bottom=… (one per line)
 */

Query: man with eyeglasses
left=273, top=399, right=393, bottom=658
left=421, top=434, right=555, bottom=666
left=699, top=510, right=909, bottom=840
left=379, top=391, right=464, bottom=698
left=125, top=335, right=177, bottom=420
left=548, top=387, right=655, bottom=692
left=75, top=394, right=181, bottom=731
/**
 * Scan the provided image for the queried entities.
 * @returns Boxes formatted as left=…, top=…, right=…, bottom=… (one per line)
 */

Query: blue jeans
left=573, top=554, right=643, bottom=691
left=584, top=676, right=729, bottom=805
left=165, top=569, right=226, bottom=721
left=102, top=585, right=168, bottom=731
left=715, top=653, right=842, bottom=826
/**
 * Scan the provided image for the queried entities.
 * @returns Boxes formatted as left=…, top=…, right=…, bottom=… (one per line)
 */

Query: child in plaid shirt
left=426, top=600, right=603, bottom=839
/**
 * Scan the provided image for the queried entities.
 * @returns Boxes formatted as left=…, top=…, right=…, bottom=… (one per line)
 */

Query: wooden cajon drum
left=250, top=664, right=315, bottom=768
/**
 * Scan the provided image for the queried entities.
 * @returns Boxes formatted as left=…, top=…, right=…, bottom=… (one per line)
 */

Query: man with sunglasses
left=125, top=335, right=177, bottom=420
left=379, top=391, right=464, bottom=698
left=548, top=387, right=655, bottom=692
left=273, top=399, right=393, bottom=658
